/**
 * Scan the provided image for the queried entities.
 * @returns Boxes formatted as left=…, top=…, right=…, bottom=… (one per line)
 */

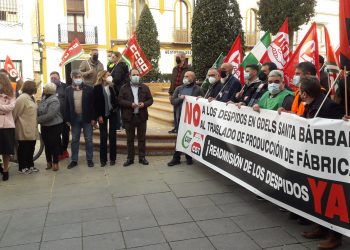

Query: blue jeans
left=71, top=115, right=93, bottom=163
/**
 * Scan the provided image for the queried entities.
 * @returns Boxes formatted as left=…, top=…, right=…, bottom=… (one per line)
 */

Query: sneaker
left=87, top=161, right=94, bottom=168
left=30, top=167, right=40, bottom=173
left=67, top=161, right=78, bottom=169
left=18, top=168, right=31, bottom=174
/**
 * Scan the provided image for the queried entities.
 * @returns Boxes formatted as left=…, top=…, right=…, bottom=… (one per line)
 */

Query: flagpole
left=319, top=64, right=326, bottom=73
left=345, top=66, right=348, bottom=116
left=314, top=70, right=343, bottom=118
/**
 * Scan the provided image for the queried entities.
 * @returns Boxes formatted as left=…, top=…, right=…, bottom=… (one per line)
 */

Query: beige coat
left=12, top=93, right=38, bottom=140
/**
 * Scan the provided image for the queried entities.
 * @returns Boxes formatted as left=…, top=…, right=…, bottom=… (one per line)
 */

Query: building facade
left=0, top=0, right=340, bottom=84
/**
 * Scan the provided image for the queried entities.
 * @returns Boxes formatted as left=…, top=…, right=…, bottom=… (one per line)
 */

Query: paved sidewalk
left=0, top=153, right=349, bottom=250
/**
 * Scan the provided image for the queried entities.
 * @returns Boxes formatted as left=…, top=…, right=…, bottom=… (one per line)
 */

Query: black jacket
left=239, top=80, right=267, bottom=107
left=93, top=84, right=118, bottom=120
left=216, top=75, right=242, bottom=102
left=206, top=81, right=222, bottom=98
left=118, top=82, right=153, bottom=122
left=56, top=82, right=67, bottom=119
left=110, top=61, right=129, bottom=91
left=64, top=84, right=94, bottom=124
left=303, top=93, right=344, bottom=119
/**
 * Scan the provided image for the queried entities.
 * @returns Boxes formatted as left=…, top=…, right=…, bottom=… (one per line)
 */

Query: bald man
left=168, top=71, right=204, bottom=166
left=216, top=63, right=242, bottom=102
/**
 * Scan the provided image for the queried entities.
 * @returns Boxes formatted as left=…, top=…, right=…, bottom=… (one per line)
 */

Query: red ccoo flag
left=59, top=38, right=83, bottom=67
left=224, top=34, right=244, bottom=84
left=339, top=0, right=350, bottom=69
left=121, top=33, right=153, bottom=77
left=261, top=18, right=290, bottom=69
left=4, top=55, right=19, bottom=79
left=284, top=22, right=320, bottom=88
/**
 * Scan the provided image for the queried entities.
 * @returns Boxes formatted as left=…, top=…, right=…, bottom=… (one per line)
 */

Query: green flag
left=201, top=52, right=224, bottom=93
left=241, top=32, right=271, bottom=68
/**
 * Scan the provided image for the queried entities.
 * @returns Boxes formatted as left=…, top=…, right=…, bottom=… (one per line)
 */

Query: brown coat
left=79, top=58, right=104, bottom=86
left=118, top=82, right=153, bottom=122
left=169, top=63, right=193, bottom=95
left=12, top=93, right=38, bottom=140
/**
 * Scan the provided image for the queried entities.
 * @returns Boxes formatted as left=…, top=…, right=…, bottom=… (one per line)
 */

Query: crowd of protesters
left=0, top=50, right=349, bottom=249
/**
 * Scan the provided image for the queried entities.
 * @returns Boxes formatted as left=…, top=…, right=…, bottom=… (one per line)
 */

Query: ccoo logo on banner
left=177, top=96, right=350, bottom=237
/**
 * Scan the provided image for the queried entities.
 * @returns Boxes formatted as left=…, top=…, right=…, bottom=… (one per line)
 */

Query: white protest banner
left=177, top=96, right=350, bottom=236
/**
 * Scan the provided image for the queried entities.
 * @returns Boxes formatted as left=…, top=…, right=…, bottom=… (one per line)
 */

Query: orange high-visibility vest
left=291, top=90, right=305, bottom=116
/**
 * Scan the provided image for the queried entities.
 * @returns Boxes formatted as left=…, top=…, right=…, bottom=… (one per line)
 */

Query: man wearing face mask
left=216, top=63, right=241, bottom=103
left=234, top=64, right=266, bottom=107
left=299, top=76, right=343, bottom=250
left=288, top=62, right=317, bottom=116
left=118, top=68, right=153, bottom=167
left=168, top=71, right=204, bottom=167
left=79, top=49, right=104, bottom=87
left=204, top=68, right=222, bottom=101
left=50, top=71, right=69, bottom=160
left=65, top=70, right=95, bottom=169
left=253, top=70, right=293, bottom=112
left=168, top=52, right=193, bottom=134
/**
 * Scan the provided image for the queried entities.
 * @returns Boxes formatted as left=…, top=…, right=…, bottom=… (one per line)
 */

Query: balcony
left=245, top=32, right=258, bottom=47
left=174, top=29, right=190, bottom=43
left=58, top=24, right=98, bottom=45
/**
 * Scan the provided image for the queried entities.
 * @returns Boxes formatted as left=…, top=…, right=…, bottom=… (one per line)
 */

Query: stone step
left=162, top=86, right=170, bottom=92
left=148, top=110, right=174, bottom=126
left=92, top=130, right=176, bottom=143
left=154, top=91, right=169, bottom=97
left=153, top=97, right=171, bottom=104
left=148, top=103, right=173, bottom=113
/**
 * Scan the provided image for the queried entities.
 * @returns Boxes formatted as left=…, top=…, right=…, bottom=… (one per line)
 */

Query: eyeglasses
left=268, top=80, right=281, bottom=84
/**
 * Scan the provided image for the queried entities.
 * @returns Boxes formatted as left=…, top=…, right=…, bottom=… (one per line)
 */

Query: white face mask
left=73, top=79, right=82, bottom=85
left=292, top=75, right=300, bottom=86
left=244, top=72, right=250, bottom=81
left=131, top=75, right=140, bottom=84
left=183, top=78, right=191, bottom=86
left=208, top=77, right=216, bottom=85
left=268, top=83, right=281, bottom=95
left=106, top=76, right=113, bottom=83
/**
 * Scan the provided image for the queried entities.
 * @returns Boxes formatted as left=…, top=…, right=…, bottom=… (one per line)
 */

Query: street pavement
left=0, top=152, right=350, bottom=250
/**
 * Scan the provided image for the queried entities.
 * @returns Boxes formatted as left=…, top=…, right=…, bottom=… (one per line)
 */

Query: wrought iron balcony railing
left=58, top=24, right=98, bottom=44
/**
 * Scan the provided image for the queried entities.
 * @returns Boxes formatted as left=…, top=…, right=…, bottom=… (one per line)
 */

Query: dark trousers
left=99, top=112, right=117, bottom=163
left=116, top=108, right=122, bottom=130
left=173, top=106, right=177, bottom=129
left=173, top=151, right=192, bottom=161
left=17, top=140, right=36, bottom=171
left=60, top=122, right=70, bottom=153
left=124, top=114, right=147, bottom=160
left=42, top=124, right=62, bottom=164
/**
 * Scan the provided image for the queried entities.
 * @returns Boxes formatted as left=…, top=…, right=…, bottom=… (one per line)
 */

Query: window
left=66, top=0, right=85, bottom=43
left=174, top=0, right=189, bottom=43
left=0, top=0, right=22, bottom=24
left=317, top=24, right=325, bottom=47
left=130, top=0, right=146, bottom=33
left=245, top=8, right=258, bottom=46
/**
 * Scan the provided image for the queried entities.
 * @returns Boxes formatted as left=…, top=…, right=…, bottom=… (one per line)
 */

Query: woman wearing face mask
left=37, top=83, right=63, bottom=171
left=253, top=70, right=294, bottom=112
left=93, top=71, right=118, bottom=167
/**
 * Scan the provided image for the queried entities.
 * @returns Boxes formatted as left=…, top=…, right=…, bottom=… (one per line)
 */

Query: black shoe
left=2, top=172, right=9, bottom=181
left=139, top=158, right=149, bottom=165
left=255, top=195, right=265, bottom=201
left=110, top=161, right=116, bottom=166
left=123, top=159, right=134, bottom=167
left=0, top=164, right=3, bottom=175
left=101, top=162, right=107, bottom=167
left=186, top=159, right=193, bottom=165
left=167, top=159, right=181, bottom=167
left=87, top=161, right=94, bottom=168
left=67, top=161, right=78, bottom=169
left=168, top=128, right=177, bottom=134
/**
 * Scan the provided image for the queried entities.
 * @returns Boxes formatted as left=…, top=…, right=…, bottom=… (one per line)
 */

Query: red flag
left=121, top=33, right=153, bottom=77
left=339, top=0, right=350, bottom=69
left=224, top=34, right=244, bottom=84
left=4, top=55, right=19, bottom=79
left=284, top=23, right=320, bottom=85
left=261, top=18, right=290, bottom=69
left=59, top=38, right=83, bottom=67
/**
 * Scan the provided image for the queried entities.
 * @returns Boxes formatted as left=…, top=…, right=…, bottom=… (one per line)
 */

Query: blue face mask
left=268, top=83, right=281, bottom=95
left=73, top=79, right=82, bottom=85
left=244, top=72, right=250, bottom=81
left=131, top=75, right=140, bottom=84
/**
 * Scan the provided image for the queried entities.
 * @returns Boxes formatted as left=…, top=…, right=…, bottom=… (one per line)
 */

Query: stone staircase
left=84, top=83, right=177, bottom=156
